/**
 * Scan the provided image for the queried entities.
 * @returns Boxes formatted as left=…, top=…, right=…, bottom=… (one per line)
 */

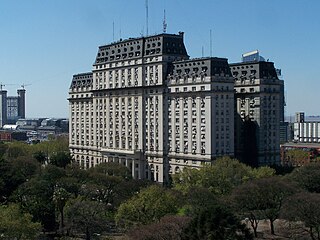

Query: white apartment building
left=69, top=32, right=235, bottom=183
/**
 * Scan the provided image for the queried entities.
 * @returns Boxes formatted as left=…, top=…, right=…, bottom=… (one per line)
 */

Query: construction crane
left=20, top=83, right=32, bottom=90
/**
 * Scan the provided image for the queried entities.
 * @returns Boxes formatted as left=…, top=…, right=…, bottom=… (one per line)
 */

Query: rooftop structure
left=242, top=50, right=266, bottom=63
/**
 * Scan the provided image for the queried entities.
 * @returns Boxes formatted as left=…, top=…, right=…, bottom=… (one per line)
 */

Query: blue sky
left=0, top=0, right=319, bottom=117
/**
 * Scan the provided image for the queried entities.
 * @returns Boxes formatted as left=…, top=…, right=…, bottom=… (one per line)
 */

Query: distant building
left=280, top=122, right=290, bottom=143
left=15, top=118, right=69, bottom=142
left=295, top=112, right=305, bottom=123
left=0, top=130, right=27, bottom=142
left=293, top=112, right=320, bottom=143
left=0, top=90, right=7, bottom=127
left=0, top=88, right=26, bottom=127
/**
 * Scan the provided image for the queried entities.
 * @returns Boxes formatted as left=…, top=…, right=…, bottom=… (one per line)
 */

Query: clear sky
left=0, top=0, right=319, bottom=118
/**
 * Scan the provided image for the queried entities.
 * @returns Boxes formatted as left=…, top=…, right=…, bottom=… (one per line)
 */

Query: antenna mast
left=113, top=21, right=115, bottom=41
left=145, top=0, right=149, bottom=36
left=163, top=9, right=167, bottom=33
left=210, top=29, right=212, bottom=57
left=0, top=83, right=5, bottom=91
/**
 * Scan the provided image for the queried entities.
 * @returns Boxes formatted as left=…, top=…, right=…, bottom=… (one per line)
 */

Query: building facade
left=230, top=60, right=282, bottom=166
left=0, top=90, right=7, bottom=127
left=293, top=112, right=320, bottom=143
left=69, top=32, right=235, bottom=182
left=0, top=88, right=26, bottom=127
left=167, top=58, right=234, bottom=178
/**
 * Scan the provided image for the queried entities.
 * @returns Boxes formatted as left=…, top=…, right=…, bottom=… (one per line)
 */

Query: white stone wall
left=294, top=122, right=320, bottom=143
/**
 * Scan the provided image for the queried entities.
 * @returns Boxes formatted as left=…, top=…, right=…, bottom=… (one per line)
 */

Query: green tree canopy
left=50, top=151, right=72, bottom=169
left=3, top=142, right=31, bottom=160
left=116, top=185, right=180, bottom=228
left=0, top=156, right=39, bottom=203
left=65, top=197, right=110, bottom=240
left=173, top=157, right=275, bottom=195
left=231, top=176, right=297, bottom=236
left=128, top=215, right=191, bottom=240
left=282, top=192, right=320, bottom=240
left=182, top=204, right=253, bottom=240
left=0, top=204, right=41, bottom=240
left=89, top=162, right=132, bottom=179
left=288, top=162, right=320, bottom=193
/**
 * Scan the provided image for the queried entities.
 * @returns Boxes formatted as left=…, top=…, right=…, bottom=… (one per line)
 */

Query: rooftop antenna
left=210, top=29, right=212, bottom=57
left=0, top=83, right=17, bottom=91
left=119, top=18, right=122, bottom=40
left=163, top=9, right=167, bottom=33
left=202, top=46, right=204, bottom=57
left=145, top=0, right=149, bottom=36
left=113, top=21, right=115, bottom=41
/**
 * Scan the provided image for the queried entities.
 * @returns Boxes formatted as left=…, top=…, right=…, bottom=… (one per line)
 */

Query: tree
left=53, top=186, right=70, bottom=232
left=182, top=204, right=253, bottom=240
left=13, top=178, right=57, bottom=231
left=50, top=151, right=72, bottom=169
left=173, top=157, right=275, bottom=195
left=128, top=215, right=191, bottom=240
left=0, top=142, right=8, bottom=159
left=180, top=187, right=218, bottom=217
left=89, top=162, right=132, bottom=179
left=0, top=204, right=41, bottom=239
left=231, top=176, right=296, bottom=236
left=4, top=141, right=31, bottom=160
left=0, top=156, right=39, bottom=203
left=116, top=185, right=180, bottom=228
left=33, top=150, right=47, bottom=165
left=82, top=171, right=123, bottom=207
left=285, top=149, right=309, bottom=165
left=282, top=192, right=320, bottom=240
left=65, top=197, right=110, bottom=240
left=113, top=179, right=152, bottom=207
left=288, top=162, right=320, bottom=193
left=12, top=165, right=66, bottom=231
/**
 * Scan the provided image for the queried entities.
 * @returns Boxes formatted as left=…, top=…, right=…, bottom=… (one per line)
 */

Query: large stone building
left=230, top=59, right=282, bottom=166
left=69, top=32, right=234, bottom=182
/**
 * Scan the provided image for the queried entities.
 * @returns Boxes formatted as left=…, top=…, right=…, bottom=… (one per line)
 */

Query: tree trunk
left=270, top=219, right=275, bottom=235
left=86, top=226, right=90, bottom=240
left=252, top=223, right=258, bottom=238
left=60, top=208, right=64, bottom=231
left=310, top=227, right=316, bottom=240
left=249, top=214, right=259, bottom=238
